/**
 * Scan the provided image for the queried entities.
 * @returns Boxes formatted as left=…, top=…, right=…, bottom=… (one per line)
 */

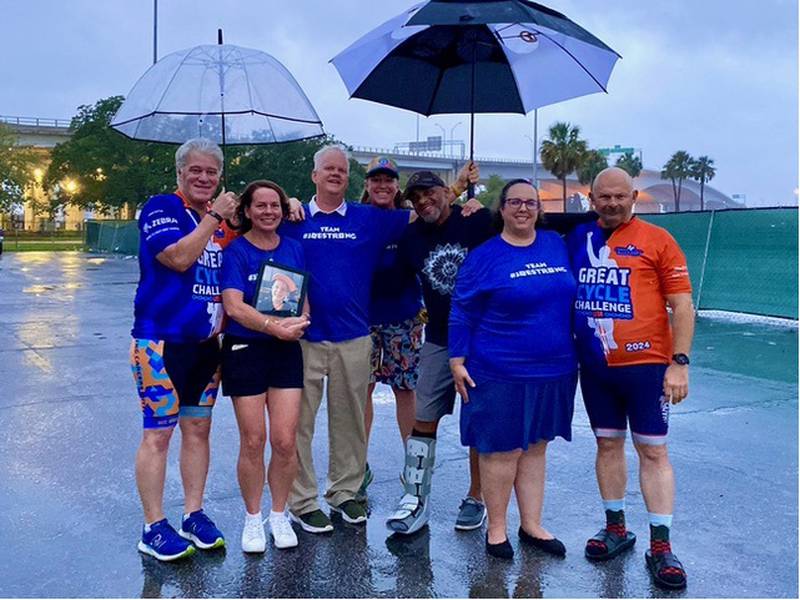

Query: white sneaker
left=270, top=512, right=298, bottom=549
left=241, top=514, right=266, bottom=553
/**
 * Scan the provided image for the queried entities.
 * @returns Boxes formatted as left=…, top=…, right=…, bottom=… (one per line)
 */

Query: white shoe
left=270, top=512, right=298, bottom=549
left=241, top=515, right=266, bottom=553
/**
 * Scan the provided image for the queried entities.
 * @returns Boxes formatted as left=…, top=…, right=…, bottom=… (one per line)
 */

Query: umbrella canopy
left=331, top=0, right=619, bottom=115
left=111, top=41, right=324, bottom=145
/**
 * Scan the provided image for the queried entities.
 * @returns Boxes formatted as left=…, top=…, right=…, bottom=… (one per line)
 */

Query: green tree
left=476, top=174, right=505, bottom=208
left=0, top=123, right=39, bottom=213
left=616, top=151, right=642, bottom=178
left=690, top=155, right=715, bottom=211
left=228, top=137, right=365, bottom=201
left=577, top=149, right=608, bottom=186
left=540, top=122, right=587, bottom=211
left=660, top=150, right=694, bottom=212
left=46, top=96, right=175, bottom=213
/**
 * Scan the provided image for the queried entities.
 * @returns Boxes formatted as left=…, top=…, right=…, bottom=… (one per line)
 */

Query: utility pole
left=153, top=0, right=158, bottom=64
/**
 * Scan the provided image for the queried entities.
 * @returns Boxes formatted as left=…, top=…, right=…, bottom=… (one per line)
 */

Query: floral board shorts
left=369, top=315, right=424, bottom=390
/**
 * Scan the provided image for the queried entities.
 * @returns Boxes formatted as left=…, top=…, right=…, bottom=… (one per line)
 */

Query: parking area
left=0, top=252, right=796, bottom=598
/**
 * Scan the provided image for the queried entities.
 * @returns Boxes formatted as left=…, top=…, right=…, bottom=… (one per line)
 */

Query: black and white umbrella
left=332, top=0, right=620, bottom=195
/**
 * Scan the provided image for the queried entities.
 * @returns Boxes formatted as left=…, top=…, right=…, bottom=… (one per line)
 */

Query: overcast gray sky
left=1, top=0, right=797, bottom=205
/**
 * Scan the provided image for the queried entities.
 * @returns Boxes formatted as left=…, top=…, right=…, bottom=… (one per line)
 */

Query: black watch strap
left=207, top=209, right=224, bottom=224
left=672, top=353, right=690, bottom=365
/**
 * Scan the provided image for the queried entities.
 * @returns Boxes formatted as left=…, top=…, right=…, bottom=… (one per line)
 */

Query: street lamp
left=450, top=122, right=463, bottom=159
left=62, top=178, right=79, bottom=195
left=434, top=123, right=446, bottom=156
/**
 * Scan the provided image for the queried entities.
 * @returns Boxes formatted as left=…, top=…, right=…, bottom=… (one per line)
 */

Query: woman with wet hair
left=220, top=180, right=310, bottom=552
left=449, top=178, right=578, bottom=560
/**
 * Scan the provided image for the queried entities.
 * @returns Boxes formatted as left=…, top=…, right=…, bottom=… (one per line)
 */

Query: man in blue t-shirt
left=130, top=138, right=238, bottom=562
left=281, top=145, right=412, bottom=532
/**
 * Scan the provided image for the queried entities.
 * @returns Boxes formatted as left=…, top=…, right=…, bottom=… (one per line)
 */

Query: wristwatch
left=672, top=353, right=690, bottom=366
left=207, top=209, right=224, bottom=224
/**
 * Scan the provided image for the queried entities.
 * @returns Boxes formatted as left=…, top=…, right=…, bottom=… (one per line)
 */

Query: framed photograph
left=252, top=261, right=309, bottom=317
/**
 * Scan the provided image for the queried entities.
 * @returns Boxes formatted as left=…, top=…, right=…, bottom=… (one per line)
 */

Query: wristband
left=207, top=209, right=224, bottom=224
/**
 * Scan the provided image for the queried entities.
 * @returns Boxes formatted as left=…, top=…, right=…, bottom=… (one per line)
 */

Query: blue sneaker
left=179, top=509, right=225, bottom=549
left=138, top=519, right=196, bottom=562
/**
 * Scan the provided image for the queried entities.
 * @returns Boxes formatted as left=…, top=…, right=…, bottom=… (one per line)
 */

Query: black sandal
left=645, top=550, right=687, bottom=589
left=585, top=528, right=636, bottom=561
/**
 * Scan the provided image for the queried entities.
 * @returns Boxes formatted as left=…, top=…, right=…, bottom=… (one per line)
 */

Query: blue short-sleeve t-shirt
left=281, top=202, right=409, bottom=342
left=221, top=235, right=306, bottom=339
left=132, top=193, right=226, bottom=343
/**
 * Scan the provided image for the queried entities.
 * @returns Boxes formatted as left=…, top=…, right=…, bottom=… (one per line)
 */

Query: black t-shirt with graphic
left=397, top=205, right=493, bottom=346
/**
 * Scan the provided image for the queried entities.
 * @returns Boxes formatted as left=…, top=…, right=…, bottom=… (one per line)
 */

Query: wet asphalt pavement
left=0, top=252, right=797, bottom=598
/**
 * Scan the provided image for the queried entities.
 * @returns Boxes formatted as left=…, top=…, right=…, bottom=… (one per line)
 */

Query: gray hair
left=313, top=144, right=350, bottom=171
left=175, top=138, right=224, bottom=173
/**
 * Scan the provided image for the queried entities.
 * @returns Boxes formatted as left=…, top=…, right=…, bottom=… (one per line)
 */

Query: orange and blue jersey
left=132, top=192, right=235, bottom=343
left=566, top=217, right=691, bottom=367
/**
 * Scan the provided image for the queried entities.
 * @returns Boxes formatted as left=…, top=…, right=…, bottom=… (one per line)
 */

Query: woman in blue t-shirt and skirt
left=220, top=180, right=310, bottom=552
left=449, top=179, right=578, bottom=560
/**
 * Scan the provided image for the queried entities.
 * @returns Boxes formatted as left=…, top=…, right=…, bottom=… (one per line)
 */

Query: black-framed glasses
left=504, top=198, right=540, bottom=209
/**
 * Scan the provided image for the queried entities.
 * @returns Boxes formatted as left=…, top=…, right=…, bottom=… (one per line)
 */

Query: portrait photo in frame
left=252, top=261, right=308, bottom=317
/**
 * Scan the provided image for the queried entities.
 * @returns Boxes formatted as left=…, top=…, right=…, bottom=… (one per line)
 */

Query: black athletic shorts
left=221, top=334, right=304, bottom=397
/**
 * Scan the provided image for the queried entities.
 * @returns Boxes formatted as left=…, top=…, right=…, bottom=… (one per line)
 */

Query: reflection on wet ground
left=0, top=253, right=796, bottom=598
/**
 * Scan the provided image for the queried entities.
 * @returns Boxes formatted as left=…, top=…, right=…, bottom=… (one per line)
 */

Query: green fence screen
left=83, top=210, right=797, bottom=319
left=642, top=208, right=797, bottom=319
left=84, top=220, right=139, bottom=255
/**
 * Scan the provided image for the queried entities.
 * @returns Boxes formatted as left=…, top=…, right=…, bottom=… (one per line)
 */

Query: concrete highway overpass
left=3, top=115, right=739, bottom=213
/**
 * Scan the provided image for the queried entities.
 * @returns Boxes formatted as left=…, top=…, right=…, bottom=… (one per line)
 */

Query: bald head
left=589, top=167, right=638, bottom=229
left=591, top=167, right=634, bottom=194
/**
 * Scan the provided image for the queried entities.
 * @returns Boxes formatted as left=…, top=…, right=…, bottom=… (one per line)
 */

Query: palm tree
left=616, top=151, right=642, bottom=178
left=577, top=149, right=608, bottom=186
left=540, top=122, right=587, bottom=211
left=690, top=156, right=716, bottom=211
left=660, top=151, right=693, bottom=212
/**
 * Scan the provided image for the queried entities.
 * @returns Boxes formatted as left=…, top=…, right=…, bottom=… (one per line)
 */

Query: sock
left=246, top=511, right=262, bottom=521
left=605, top=510, right=626, bottom=537
left=269, top=510, right=285, bottom=521
left=649, top=513, right=673, bottom=554
left=411, top=428, right=437, bottom=440
left=603, top=498, right=625, bottom=512
left=144, top=521, right=157, bottom=533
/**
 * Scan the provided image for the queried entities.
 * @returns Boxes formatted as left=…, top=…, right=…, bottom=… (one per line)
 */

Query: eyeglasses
left=504, top=198, right=540, bottom=209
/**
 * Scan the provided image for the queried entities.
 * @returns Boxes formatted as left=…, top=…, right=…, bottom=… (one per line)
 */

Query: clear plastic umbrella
left=111, top=32, right=324, bottom=146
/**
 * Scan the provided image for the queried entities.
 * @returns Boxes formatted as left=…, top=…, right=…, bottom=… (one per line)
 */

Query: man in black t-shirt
left=387, top=171, right=494, bottom=536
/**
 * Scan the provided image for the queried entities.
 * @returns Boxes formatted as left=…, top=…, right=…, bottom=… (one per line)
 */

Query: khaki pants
left=289, top=336, right=371, bottom=514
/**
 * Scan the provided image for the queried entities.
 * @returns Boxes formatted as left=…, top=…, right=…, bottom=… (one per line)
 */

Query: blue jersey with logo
left=280, top=203, right=409, bottom=343
left=221, top=235, right=306, bottom=339
left=132, top=193, right=226, bottom=343
left=449, top=232, right=577, bottom=382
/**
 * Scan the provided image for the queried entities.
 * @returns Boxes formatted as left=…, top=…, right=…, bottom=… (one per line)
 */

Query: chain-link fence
left=642, top=208, right=797, bottom=319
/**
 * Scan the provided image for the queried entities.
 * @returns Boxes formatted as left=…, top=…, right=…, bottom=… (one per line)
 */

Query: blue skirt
left=460, top=371, right=577, bottom=453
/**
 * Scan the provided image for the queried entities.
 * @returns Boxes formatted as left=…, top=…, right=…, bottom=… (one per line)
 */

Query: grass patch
left=3, top=240, right=84, bottom=252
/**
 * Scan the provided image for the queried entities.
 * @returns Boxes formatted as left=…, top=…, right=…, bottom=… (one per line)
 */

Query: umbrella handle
left=467, top=31, right=477, bottom=200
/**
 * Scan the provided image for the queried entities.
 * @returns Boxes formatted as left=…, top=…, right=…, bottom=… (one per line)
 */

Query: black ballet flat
left=486, top=534, right=514, bottom=559
left=518, top=527, right=566, bottom=556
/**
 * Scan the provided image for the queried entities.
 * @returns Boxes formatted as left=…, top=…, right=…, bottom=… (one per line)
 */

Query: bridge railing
left=349, top=144, right=534, bottom=165
left=0, top=115, right=72, bottom=128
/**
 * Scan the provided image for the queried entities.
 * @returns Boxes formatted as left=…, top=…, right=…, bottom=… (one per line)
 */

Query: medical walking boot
left=385, top=436, right=435, bottom=535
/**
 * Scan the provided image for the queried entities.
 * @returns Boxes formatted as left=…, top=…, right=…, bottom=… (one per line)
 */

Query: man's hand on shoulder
left=460, top=198, right=485, bottom=217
